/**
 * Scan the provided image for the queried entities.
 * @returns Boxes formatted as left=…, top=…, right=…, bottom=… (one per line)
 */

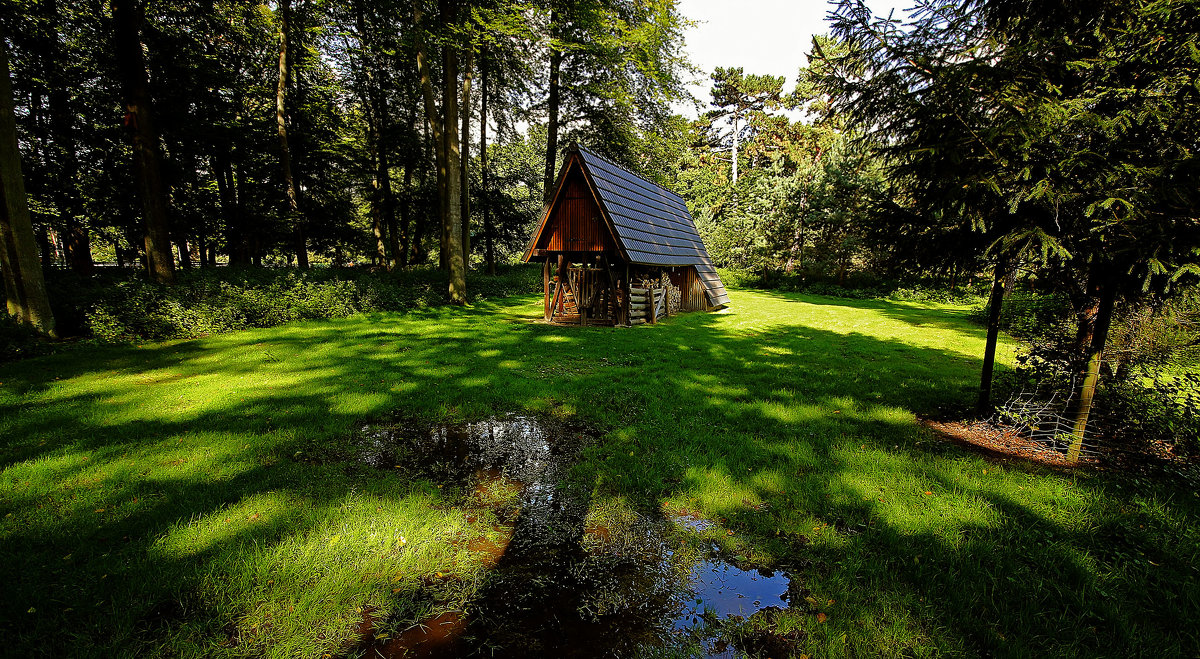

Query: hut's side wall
left=535, top=168, right=611, bottom=254
left=684, top=267, right=707, bottom=311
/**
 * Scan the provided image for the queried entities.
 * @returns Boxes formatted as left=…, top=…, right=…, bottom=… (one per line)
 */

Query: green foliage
left=970, top=294, right=1074, bottom=340
left=55, top=266, right=541, bottom=343
left=1097, top=373, right=1200, bottom=456
left=717, top=266, right=985, bottom=305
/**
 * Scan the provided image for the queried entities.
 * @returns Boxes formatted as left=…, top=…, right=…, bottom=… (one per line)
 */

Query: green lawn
left=1, top=290, right=1197, bottom=658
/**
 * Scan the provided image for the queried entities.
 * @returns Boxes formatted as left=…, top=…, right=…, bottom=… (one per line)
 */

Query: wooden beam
left=556, top=254, right=566, bottom=315
left=543, top=257, right=550, bottom=320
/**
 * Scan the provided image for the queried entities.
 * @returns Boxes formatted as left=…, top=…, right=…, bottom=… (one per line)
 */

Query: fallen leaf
left=817, top=612, right=827, bottom=623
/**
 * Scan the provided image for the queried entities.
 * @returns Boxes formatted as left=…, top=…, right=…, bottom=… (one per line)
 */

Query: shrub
left=9, top=264, right=542, bottom=351
left=1096, top=373, right=1200, bottom=456
left=714, top=267, right=983, bottom=305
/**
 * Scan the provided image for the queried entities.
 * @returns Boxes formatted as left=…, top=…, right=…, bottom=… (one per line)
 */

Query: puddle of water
left=669, top=511, right=717, bottom=533
left=678, top=560, right=792, bottom=625
left=354, top=415, right=802, bottom=658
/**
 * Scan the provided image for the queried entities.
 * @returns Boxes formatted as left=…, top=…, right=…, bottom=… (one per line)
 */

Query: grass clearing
left=2, top=289, right=1198, bottom=657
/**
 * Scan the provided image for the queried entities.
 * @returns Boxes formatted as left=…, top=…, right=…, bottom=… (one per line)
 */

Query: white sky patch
left=675, top=0, right=910, bottom=117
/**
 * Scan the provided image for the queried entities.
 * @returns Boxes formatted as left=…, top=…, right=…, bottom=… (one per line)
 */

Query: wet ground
left=352, top=414, right=799, bottom=658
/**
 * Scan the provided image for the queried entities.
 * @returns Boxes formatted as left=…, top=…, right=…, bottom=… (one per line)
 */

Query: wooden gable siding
left=535, top=167, right=610, bottom=253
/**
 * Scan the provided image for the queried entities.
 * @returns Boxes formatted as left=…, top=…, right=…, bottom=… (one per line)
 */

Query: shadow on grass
left=0, top=292, right=1196, bottom=657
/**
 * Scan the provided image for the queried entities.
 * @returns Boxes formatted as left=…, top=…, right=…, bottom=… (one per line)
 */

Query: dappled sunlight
left=2, top=291, right=1196, bottom=657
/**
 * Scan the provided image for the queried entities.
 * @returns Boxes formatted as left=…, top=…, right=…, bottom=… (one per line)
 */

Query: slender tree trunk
left=0, top=40, right=56, bottom=336
left=460, top=49, right=473, bottom=269
left=411, top=122, right=431, bottom=266
left=356, top=4, right=400, bottom=269
left=380, top=97, right=401, bottom=270
left=481, top=53, right=495, bottom=275
left=44, top=0, right=92, bottom=276
left=977, top=256, right=1009, bottom=415
left=442, top=0, right=466, bottom=304
left=413, top=5, right=448, bottom=269
left=49, top=94, right=91, bottom=275
left=275, top=0, right=306, bottom=268
left=176, top=237, right=191, bottom=269
left=112, top=0, right=174, bottom=283
left=784, top=217, right=804, bottom=274
left=543, top=13, right=561, bottom=205
left=731, top=110, right=739, bottom=184
left=399, top=148, right=414, bottom=267
left=1068, top=278, right=1116, bottom=462
left=214, top=153, right=243, bottom=264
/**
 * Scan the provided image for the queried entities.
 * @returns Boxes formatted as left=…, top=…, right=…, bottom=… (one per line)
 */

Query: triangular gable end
left=522, top=153, right=629, bottom=263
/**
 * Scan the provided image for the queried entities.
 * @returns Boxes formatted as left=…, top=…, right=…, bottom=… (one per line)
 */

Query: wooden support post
left=556, top=254, right=566, bottom=315
left=543, top=257, right=550, bottom=321
left=649, top=287, right=657, bottom=324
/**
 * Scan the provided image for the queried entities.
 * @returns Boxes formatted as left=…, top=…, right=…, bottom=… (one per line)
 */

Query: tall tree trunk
left=977, top=256, right=1009, bottom=415
left=442, top=0, right=466, bottom=304
left=45, top=0, right=91, bottom=275
left=275, top=0, right=307, bottom=268
left=0, top=40, right=56, bottom=336
left=542, top=12, right=561, bottom=206
left=481, top=53, right=495, bottom=275
left=213, top=153, right=244, bottom=264
left=413, top=4, right=448, bottom=269
left=460, top=49, right=473, bottom=269
left=399, top=148, right=413, bottom=268
left=356, top=3, right=400, bottom=270
left=1068, top=277, right=1116, bottom=462
left=783, top=218, right=804, bottom=274
left=112, top=0, right=174, bottom=283
left=731, top=110, right=739, bottom=184
left=49, top=96, right=91, bottom=274
left=176, top=237, right=191, bottom=269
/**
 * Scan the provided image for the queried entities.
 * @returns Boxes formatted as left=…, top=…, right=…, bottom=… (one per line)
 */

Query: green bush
left=969, top=293, right=1072, bottom=340
left=714, top=267, right=983, bottom=305
left=19, top=264, right=542, bottom=348
left=1097, top=373, right=1200, bottom=456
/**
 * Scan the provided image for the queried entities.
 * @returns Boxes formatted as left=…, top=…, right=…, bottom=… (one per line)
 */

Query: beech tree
left=0, top=37, right=56, bottom=336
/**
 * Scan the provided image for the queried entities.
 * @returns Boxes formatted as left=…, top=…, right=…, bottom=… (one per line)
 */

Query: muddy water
left=355, top=415, right=794, bottom=658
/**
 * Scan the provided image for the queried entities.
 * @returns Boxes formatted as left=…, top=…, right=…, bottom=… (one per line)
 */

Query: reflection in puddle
left=355, top=415, right=799, bottom=658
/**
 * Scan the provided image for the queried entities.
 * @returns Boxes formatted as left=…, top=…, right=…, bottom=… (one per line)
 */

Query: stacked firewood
left=628, top=274, right=681, bottom=324
left=659, top=273, right=681, bottom=314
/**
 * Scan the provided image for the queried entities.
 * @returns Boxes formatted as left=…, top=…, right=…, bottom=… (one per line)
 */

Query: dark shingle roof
left=576, top=147, right=730, bottom=308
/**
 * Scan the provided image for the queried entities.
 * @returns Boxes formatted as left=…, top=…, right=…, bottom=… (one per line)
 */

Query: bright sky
left=675, top=0, right=909, bottom=116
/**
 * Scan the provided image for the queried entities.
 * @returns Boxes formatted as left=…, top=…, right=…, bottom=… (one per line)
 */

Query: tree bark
left=977, top=256, right=1009, bottom=415
left=481, top=53, right=495, bottom=275
left=275, top=0, right=307, bottom=268
left=460, top=48, right=473, bottom=269
left=542, top=11, right=561, bottom=206
left=112, top=0, right=174, bottom=283
left=45, top=0, right=92, bottom=278
left=1067, top=277, right=1116, bottom=462
left=413, top=4, right=448, bottom=269
left=356, top=3, right=400, bottom=270
left=442, top=0, right=466, bottom=304
left=0, top=39, right=56, bottom=336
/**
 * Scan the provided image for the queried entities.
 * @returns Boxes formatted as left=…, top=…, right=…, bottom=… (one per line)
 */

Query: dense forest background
left=2, top=0, right=1199, bottom=454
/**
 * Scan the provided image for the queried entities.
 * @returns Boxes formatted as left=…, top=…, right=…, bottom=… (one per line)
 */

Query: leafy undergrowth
left=36, top=264, right=541, bottom=347
left=1, top=290, right=1198, bottom=657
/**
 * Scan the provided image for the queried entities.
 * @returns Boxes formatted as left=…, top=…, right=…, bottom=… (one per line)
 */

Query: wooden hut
left=523, top=145, right=730, bottom=326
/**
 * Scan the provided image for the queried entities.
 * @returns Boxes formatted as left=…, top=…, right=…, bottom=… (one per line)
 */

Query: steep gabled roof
left=525, top=145, right=730, bottom=308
